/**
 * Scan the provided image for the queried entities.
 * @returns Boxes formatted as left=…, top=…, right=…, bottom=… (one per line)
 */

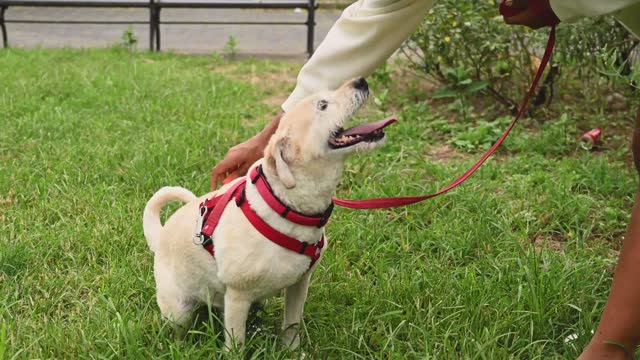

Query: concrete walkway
left=2, top=7, right=342, bottom=56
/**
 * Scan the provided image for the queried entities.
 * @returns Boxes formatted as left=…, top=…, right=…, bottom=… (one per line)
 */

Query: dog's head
left=263, top=77, right=395, bottom=190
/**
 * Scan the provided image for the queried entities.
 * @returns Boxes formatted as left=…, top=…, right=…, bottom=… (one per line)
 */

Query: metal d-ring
left=192, top=205, right=207, bottom=245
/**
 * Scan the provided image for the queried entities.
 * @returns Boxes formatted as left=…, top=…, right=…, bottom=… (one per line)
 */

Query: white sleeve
left=282, top=0, right=434, bottom=112
left=550, top=0, right=640, bottom=22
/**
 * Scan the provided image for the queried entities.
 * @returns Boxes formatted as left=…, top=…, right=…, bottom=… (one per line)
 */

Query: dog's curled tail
left=143, top=186, right=197, bottom=252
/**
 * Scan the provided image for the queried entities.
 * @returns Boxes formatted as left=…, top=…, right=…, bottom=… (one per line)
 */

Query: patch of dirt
left=0, top=190, right=15, bottom=224
left=529, top=233, right=623, bottom=259
left=389, top=68, right=440, bottom=99
left=206, top=63, right=240, bottom=75
left=0, top=189, right=15, bottom=207
left=209, top=62, right=296, bottom=85
left=426, top=144, right=467, bottom=162
left=531, top=234, right=564, bottom=253
left=262, top=71, right=296, bottom=85
left=209, top=63, right=297, bottom=104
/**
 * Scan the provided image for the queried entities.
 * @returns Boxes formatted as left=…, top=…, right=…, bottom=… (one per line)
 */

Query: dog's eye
left=317, top=100, right=328, bottom=111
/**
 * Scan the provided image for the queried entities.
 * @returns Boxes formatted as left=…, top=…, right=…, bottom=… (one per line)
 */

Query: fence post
left=154, top=5, right=161, bottom=51
left=149, top=0, right=156, bottom=51
left=306, top=0, right=315, bottom=58
left=1, top=6, right=8, bottom=48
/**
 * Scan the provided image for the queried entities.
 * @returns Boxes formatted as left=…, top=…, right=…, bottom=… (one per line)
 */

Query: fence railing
left=0, top=0, right=317, bottom=56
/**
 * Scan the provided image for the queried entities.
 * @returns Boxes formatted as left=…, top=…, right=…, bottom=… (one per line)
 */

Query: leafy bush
left=402, top=0, right=542, bottom=113
left=597, top=46, right=640, bottom=91
left=555, top=17, right=638, bottom=80
left=402, top=0, right=638, bottom=114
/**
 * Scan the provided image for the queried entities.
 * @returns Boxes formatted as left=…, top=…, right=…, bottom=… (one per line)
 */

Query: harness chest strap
left=196, top=179, right=245, bottom=256
left=234, top=187, right=324, bottom=267
left=196, top=177, right=324, bottom=267
left=200, top=179, right=246, bottom=237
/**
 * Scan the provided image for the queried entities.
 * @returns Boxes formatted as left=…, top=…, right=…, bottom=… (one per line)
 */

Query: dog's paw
left=282, top=327, right=300, bottom=350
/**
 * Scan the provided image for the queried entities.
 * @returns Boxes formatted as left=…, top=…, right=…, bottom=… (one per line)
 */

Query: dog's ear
left=271, top=136, right=296, bottom=189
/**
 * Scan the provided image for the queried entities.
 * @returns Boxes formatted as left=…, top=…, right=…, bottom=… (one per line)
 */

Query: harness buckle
left=316, top=202, right=334, bottom=228
left=251, top=165, right=263, bottom=184
left=193, top=204, right=207, bottom=245
left=235, top=188, right=247, bottom=207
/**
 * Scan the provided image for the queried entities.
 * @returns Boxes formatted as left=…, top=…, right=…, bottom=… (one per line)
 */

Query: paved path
left=2, top=7, right=342, bottom=56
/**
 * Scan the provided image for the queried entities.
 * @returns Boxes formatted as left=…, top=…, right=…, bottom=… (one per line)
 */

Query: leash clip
left=316, top=202, right=334, bottom=228
left=193, top=204, right=207, bottom=245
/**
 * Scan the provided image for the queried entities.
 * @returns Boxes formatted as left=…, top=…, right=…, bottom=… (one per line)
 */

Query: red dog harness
left=194, top=165, right=331, bottom=268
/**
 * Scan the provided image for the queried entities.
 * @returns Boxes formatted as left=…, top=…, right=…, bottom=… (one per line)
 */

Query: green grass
left=1, top=48, right=638, bottom=359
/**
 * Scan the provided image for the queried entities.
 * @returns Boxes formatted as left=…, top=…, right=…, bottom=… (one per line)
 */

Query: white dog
left=142, top=78, right=395, bottom=350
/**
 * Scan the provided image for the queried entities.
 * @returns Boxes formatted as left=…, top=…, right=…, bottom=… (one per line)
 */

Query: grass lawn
left=1, top=48, right=638, bottom=359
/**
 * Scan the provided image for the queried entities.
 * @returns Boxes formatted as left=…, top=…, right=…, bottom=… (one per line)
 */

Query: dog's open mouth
left=328, top=116, right=397, bottom=149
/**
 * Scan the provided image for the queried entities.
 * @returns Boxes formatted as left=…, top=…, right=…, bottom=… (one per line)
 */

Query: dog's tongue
left=341, top=116, right=397, bottom=136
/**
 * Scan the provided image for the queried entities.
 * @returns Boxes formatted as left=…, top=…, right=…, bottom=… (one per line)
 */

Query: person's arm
left=546, top=2, right=640, bottom=358
left=578, top=111, right=640, bottom=360
left=282, top=0, right=435, bottom=112
left=549, top=0, right=640, bottom=22
left=505, top=2, right=640, bottom=358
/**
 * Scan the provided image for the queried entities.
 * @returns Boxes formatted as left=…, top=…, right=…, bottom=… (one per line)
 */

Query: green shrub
left=402, top=0, right=638, bottom=114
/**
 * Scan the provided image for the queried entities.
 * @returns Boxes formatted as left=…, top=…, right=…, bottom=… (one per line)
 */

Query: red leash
left=333, top=26, right=556, bottom=210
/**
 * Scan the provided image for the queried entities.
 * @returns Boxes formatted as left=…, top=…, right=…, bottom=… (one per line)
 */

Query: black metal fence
left=0, top=0, right=317, bottom=56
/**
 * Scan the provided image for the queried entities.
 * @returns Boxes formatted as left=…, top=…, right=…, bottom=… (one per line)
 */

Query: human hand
left=500, top=0, right=560, bottom=29
left=210, top=135, right=267, bottom=189
left=210, top=112, right=284, bottom=190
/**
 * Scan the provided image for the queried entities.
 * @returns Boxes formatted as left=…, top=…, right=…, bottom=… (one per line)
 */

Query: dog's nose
left=353, top=77, right=368, bottom=92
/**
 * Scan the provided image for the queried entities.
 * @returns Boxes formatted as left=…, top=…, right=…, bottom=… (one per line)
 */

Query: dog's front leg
left=223, top=287, right=252, bottom=350
left=282, top=271, right=312, bottom=350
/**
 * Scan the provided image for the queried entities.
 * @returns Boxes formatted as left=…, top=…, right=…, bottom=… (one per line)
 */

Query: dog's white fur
left=143, top=78, right=383, bottom=350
